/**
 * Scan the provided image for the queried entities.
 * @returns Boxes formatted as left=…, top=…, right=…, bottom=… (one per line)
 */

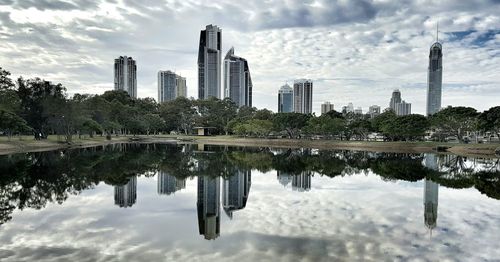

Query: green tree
left=273, top=113, right=311, bottom=138
left=159, top=97, right=196, bottom=134
left=430, top=106, right=479, bottom=143
left=0, top=67, right=14, bottom=90
left=0, top=109, right=32, bottom=139
left=479, top=106, right=500, bottom=140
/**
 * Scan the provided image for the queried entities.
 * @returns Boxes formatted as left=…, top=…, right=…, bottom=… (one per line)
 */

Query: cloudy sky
left=0, top=0, right=499, bottom=114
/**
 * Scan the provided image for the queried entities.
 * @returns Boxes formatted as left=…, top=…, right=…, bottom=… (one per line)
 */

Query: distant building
left=368, top=105, right=381, bottom=118
left=157, top=171, right=186, bottom=195
left=114, top=176, right=137, bottom=208
left=293, top=79, right=313, bottom=114
left=423, top=154, right=439, bottom=231
left=278, top=84, right=294, bottom=113
left=114, top=56, right=137, bottom=98
left=198, top=24, right=222, bottom=99
left=389, top=89, right=402, bottom=112
left=197, top=176, right=220, bottom=240
left=223, top=170, right=251, bottom=219
left=223, top=47, right=252, bottom=107
left=321, top=102, right=334, bottom=115
left=292, top=172, right=312, bottom=192
left=395, top=100, right=412, bottom=116
left=347, top=103, right=354, bottom=113
left=277, top=171, right=292, bottom=187
left=354, top=107, right=363, bottom=115
left=158, top=70, right=187, bottom=103
left=427, top=31, right=443, bottom=116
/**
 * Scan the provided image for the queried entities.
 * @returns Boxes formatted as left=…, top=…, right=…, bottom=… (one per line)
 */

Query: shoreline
left=0, top=135, right=499, bottom=158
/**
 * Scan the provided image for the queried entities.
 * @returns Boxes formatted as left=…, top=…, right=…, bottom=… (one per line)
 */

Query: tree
left=82, top=119, right=102, bottom=138
left=273, top=113, right=311, bottom=138
left=391, top=114, right=430, bottom=140
left=0, top=109, right=32, bottom=139
left=430, top=106, right=479, bottom=143
left=159, top=97, right=196, bottom=134
left=479, top=106, right=500, bottom=140
left=143, top=114, right=165, bottom=135
left=0, top=67, right=14, bottom=90
left=17, top=77, right=66, bottom=139
left=196, top=97, right=237, bottom=135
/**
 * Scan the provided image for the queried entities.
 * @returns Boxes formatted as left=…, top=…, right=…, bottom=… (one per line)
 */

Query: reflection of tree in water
left=0, top=143, right=172, bottom=225
left=1, top=144, right=500, bottom=225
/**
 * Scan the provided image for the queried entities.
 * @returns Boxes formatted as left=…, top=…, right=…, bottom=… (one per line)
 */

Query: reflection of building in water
left=277, top=171, right=292, bottom=187
left=292, top=172, right=312, bottom=192
left=223, top=170, right=251, bottom=218
left=423, top=154, right=439, bottom=232
left=114, top=176, right=137, bottom=208
left=157, top=171, right=186, bottom=195
left=197, top=176, right=220, bottom=240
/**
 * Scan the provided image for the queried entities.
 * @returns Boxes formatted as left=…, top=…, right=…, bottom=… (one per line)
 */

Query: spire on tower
left=436, top=21, right=439, bottom=42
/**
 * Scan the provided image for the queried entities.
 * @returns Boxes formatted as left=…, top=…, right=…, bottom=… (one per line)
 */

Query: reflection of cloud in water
left=0, top=172, right=500, bottom=261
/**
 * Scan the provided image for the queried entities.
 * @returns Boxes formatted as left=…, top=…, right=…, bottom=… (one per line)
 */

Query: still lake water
left=0, top=143, right=499, bottom=261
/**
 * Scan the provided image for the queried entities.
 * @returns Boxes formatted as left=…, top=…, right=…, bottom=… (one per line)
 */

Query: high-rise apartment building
left=114, top=56, right=137, bottom=98
left=389, top=89, right=402, bottom=112
left=278, top=84, right=293, bottom=113
left=222, top=170, right=251, bottom=218
left=198, top=24, right=222, bottom=100
left=114, top=176, right=137, bottom=208
left=157, top=171, right=186, bottom=195
left=395, top=100, right=412, bottom=116
left=293, top=79, right=313, bottom=114
left=197, top=175, right=220, bottom=240
left=369, top=105, right=381, bottom=118
left=321, top=102, right=334, bottom=115
left=158, top=70, right=187, bottom=103
left=427, top=29, right=443, bottom=116
left=223, top=48, right=252, bottom=107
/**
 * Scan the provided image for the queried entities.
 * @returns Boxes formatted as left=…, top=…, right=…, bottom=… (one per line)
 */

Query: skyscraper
left=158, top=70, right=187, bottom=103
left=321, top=102, right=334, bottom=115
left=277, top=171, right=292, bottom=187
left=157, top=171, right=186, bottom=195
left=198, top=24, right=222, bottom=100
left=389, top=89, right=402, bottom=111
left=369, top=105, right=381, bottom=118
left=354, top=107, right=363, bottom=115
left=222, top=170, right=251, bottom=219
left=278, top=84, right=293, bottom=113
left=395, top=100, right=412, bottom=116
left=114, top=56, right=137, bottom=98
left=292, top=172, right=312, bottom=192
left=427, top=28, right=443, bottom=116
left=223, top=47, right=252, bottom=107
left=293, top=79, right=313, bottom=114
left=423, top=154, right=439, bottom=232
left=114, top=176, right=137, bottom=208
left=197, top=176, right=220, bottom=240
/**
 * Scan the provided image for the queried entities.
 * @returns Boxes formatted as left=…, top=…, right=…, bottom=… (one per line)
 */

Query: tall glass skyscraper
left=114, top=56, right=137, bottom=98
left=198, top=24, right=222, bottom=100
left=293, top=79, right=313, bottom=114
left=114, top=176, right=137, bottom=208
left=278, top=84, right=293, bottom=113
left=197, top=175, right=220, bottom=240
left=222, top=170, right=251, bottom=218
left=427, top=33, right=443, bottom=116
left=223, top=47, right=252, bottom=107
left=158, top=70, right=187, bottom=103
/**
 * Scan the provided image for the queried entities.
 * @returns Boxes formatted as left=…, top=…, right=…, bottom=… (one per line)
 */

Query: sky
left=0, top=0, right=499, bottom=114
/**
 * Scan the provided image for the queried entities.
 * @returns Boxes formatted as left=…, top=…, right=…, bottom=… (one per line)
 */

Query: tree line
left=1, top=67, right=499, bottom=143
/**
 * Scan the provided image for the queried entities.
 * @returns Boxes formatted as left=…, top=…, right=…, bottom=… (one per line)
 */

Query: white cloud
left=0, top=0, right=499, bottom=113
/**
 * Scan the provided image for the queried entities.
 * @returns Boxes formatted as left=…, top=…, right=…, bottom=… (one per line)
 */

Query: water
left=0, top=143, right=499, bottom=261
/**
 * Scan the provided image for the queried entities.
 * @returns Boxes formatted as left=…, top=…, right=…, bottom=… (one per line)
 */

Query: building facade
left=198, top=24, right=222, bottom=100
left=395, top=100, right=412, bottom=116
left=278, top=84, right=293, bottom=113
left=114, top=56, right=137, bottom=98
left=368, top=105, right=381, bottom=118
left=321, top=102, right=334, bottom=115
left=293, top=79, right=313, bottom=114
left=158, top=70, right=187, bottom=103
left=389, top=89, right=402, bottom=112
left=157, top=171, right=186, bottom=195
left=292, top=172, right=312, bottom=192
left=427, top=41, right=443, bottom=116
left=197, top=176, right=220, bottom=240
left=223, top=48, right=252, bottom=107
left=222, top=170, right=251, bottom=218
left=114, top=176, right=137, bottom=208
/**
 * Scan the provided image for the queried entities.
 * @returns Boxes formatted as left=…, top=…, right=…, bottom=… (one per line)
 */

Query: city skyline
left=0, top=1, right=499, bottom=114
